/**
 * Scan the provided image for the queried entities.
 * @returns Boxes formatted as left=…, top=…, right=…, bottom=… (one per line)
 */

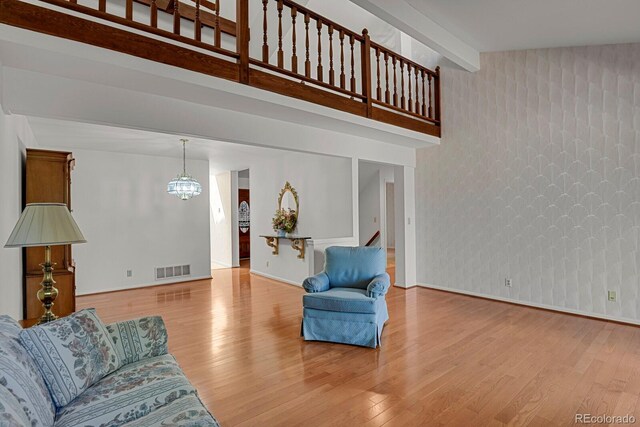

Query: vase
left=277, top=229, right=286, bottom=237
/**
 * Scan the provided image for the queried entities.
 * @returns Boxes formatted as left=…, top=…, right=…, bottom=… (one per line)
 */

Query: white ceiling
left=26, top=117, right=282, bottom=174
left=405, top=0, right=640, bottom=52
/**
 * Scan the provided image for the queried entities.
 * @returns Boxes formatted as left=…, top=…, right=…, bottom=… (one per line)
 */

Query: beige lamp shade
left=4, top=203, right=86, bottom=248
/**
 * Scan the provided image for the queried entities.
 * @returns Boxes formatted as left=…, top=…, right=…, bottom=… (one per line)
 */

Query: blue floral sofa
left=0, top=309, right=219, bottom=426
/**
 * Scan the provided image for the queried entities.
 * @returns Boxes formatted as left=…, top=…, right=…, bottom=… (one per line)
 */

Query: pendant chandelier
left=167, top=139, right=202, bottom=200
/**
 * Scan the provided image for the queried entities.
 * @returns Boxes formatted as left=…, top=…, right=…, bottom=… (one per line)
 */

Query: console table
left=260, top=235, right=311, bottom=259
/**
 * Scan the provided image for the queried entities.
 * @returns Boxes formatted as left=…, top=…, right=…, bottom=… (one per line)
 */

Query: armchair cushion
left=302, top=272, right=330, bottom=293
left=367, top=273, right=391, bottom=298
left=324, top=246, right=387, bottom=289
left=107, top=316, right=168, bottom=366
left=19, top=308, right=122, bottom=408
left=303, top=288, right=382, bottom=314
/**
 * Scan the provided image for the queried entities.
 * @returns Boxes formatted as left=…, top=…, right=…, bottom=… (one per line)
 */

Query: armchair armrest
left=367, top=273, right=391, bottom=298
left=106, top=316, right=168, bottom=365
left=303, top=272, right=331, bottom=293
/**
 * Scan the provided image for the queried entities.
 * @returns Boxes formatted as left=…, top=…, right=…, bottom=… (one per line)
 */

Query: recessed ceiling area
left=25, top=117, right=284, bottom=173
left=405, top=0, right=640, bottom=52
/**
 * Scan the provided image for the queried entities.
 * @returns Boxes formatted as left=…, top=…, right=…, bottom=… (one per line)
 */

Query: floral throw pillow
left=19, top=308, right=122, bottom=408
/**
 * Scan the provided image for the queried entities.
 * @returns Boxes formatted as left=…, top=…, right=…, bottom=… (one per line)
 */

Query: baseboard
left=211, top=261, right=233, bottom=269
left=393, top=283, right=417, bottom=289
left=77, top=275, right=213, bottom=296
left=250, top=269, right=301, bottom=287
left=416, top=283, right=640, bottom=326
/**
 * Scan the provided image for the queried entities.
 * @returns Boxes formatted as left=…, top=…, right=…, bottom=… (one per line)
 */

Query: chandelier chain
left=181, top=138, right=187, bottom=175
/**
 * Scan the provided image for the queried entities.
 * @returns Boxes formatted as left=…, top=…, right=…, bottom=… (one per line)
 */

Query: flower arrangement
left=272, top=208, right=297, bottom=234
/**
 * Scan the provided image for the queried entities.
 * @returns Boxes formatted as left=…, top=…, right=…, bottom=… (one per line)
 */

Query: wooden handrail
left=34, top=0, right=239, bottom=58
left=368, top=40, right=439, bottom=123
left=132, top=0, right=236, bottom=37
left=365, top=230, right=380, bottom=247
left=280, top=0, right=364, bottom=41
left=248, top=59, right=366, bottom=100
left=0, top=0, right=441, bottom=137
left=370, top=41, right=437, bottom=77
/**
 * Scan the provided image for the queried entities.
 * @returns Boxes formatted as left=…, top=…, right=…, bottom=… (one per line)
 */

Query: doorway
left=237, top=169, right=250, bottom=264
left=357, top=160, right=398, bottom=278
left=385, top=182, right=395, bottom=269
left=238, top=189, right=250, bottom=259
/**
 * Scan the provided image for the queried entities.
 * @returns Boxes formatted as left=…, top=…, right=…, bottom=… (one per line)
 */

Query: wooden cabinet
left=23, top=149, right=76, bottom=320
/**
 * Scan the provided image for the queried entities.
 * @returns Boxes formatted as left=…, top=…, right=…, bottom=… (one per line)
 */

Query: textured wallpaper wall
left=416, top=44, right=640, bottom=322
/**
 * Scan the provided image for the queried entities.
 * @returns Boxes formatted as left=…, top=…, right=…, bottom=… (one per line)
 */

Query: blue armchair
left=301, top=246, right=390, bottom=348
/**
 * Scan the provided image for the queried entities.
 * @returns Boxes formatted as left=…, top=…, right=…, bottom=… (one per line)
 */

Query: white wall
left=238, top=169, right=250, bottom=190
left=359, top=169, right=380, bottom=246
left=358, top=162, right=395, bottom=247
left=57, top=149, right=211, bottom=295
left=416, top=43, right=640, bottom=323
left=0, top=110, right=26, bottom=318
left=386, top=183, right=395, bottom=248
left=250, top=151, right=353, bottom=285
left=210, top=171, right=233, bottom=268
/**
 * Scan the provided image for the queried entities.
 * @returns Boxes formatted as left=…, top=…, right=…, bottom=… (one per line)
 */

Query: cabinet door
left=24, top=149, right=76, bottom=321
left=25, top=273, right=75, bottom=319
left=25, top=150, right=74, bottom=274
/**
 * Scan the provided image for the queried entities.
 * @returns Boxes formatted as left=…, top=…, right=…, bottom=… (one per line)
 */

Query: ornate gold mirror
left=273, top=182, right=299, bottom=235
left=278, top=182, right=299, bottom=214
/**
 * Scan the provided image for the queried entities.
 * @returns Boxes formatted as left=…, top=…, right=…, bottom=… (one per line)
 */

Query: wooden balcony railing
left=0, top=0, right=441, bottom=137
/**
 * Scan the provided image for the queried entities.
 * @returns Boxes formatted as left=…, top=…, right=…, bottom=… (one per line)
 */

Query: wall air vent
left=165, top=266, right=174, bottom=278
left=155, top=264, right=192, bottom=280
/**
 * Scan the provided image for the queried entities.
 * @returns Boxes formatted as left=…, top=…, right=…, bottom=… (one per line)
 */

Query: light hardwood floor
left=78, top=263, right=640, bottom=426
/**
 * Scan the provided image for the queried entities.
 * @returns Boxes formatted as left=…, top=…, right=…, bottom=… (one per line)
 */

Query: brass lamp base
left=37, top=245, right=59, bottom=325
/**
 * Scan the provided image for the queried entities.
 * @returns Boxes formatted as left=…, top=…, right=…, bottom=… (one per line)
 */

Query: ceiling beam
left=349, top=0, right=480, bottom=72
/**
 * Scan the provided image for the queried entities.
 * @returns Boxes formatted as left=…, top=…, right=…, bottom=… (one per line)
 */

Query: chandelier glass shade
left=167, top=139, right=202, bottom=200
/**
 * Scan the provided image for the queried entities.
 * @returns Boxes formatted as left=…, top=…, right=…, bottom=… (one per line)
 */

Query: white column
left=351, top=157, right=359, bottom=244
left=0, top=112, right=24, bottom=319
left=394, top=165, right=416, bottom=287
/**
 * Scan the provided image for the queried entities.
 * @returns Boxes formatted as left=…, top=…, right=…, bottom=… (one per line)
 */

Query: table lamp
left=4, top=203, right=86, bottom=324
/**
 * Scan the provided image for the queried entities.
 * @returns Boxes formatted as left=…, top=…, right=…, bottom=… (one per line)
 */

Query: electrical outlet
left=608, top=290, right=617, bottom=302
left=266, top=261, right=270, bottom=268
left=505, top=278, right=512, bottom=288
left=126, top=269, right=132, bottom=278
